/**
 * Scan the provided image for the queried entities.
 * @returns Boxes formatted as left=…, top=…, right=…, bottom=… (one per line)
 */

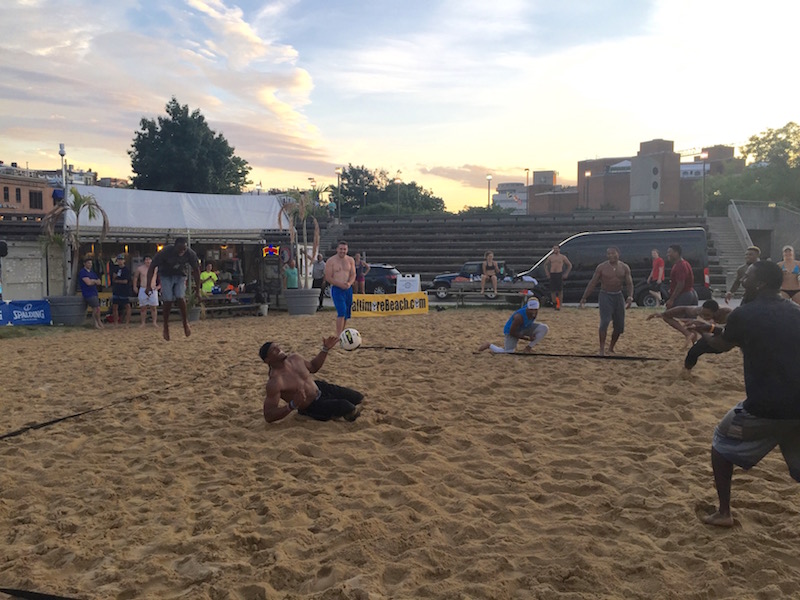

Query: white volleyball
left=339, top=328, right=362, bottom=351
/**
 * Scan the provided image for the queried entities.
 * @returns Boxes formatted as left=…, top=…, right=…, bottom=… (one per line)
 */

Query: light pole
left=255, top=180, right=262, bottom=195
left=59, top=143, right=67, bottom=203
left=525, top=168, right=529, bottom=187
left=584, top=170, right=591, bottom=208
left=363, top=190, right=367, bottom=209
left=335, top=167, right=343, bottom=222
left=699, top=152, right=708, bottom=204
left=486, top=174, right=492, bottom=208
left=394, top=175, right=402, bottom=215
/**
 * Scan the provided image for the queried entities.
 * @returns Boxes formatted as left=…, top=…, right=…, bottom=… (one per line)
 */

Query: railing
left=727, top=201, right=754, bottom=249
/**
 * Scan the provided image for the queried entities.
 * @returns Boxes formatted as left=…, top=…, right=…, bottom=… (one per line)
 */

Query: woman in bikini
left=353, top=252, right=370, bottom=294
left=481, top=250, right=499, bottom=295
left=777, top=245, right=800, bottom=303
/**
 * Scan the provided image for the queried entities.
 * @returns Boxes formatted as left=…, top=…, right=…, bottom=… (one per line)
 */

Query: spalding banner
left=2, top=300, right=52, bottom=326
left=351, top=292, right=428, bottom=317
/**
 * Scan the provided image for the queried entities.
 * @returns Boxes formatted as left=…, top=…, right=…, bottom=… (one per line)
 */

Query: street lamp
left=255, top=180, right=262, bottom=195
left=363, top=190, right=367, bottom=209
left=486, top=174, right=493, bottom=208
left=525, top=168, right=529, bottom=187
left=394, top=175, right=402, bottom=215
left=584, top=170, right=591, bottom=208
left=698, top=152, right=708, bottom=203
left=58, top=143, right=67, bottom=203
left=334, top=167, right=343, bottom=222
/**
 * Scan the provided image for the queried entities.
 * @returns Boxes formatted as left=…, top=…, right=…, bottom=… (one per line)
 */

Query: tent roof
left=64, top=187, right=289, bottom=234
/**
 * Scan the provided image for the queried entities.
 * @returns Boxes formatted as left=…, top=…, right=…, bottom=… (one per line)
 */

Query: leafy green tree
left=705, top=122, right=800, bottom=214
left=129, top=97, right=251, bottom=194
left=333, top=164, right=445, bottom=216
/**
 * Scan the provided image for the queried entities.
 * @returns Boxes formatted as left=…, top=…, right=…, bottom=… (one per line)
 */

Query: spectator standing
left=79, top=257, right=104, bottom=329
left=200, top=263, right=218, bottom=294
left=543, top=244, right=572, bottom=309
left=777, top=245, right=800, bottom=304
left=146, top=237, right=202, bottom=341
left=580, top=247, right=634, bottom=356
left=111, top=254, right=133, bottom=325
left=647, top=249, right=665, bottom=304
left=133, top=255, right=159, bottom=328
left=283, top=258, right=299, bottom=290
left=354, top=253, right=370, bottom=294
left=725, top=246, right=760, bottom=304
left=665, top=244, right=697, bottom=309
left=312, top=253, right=326, bottom=310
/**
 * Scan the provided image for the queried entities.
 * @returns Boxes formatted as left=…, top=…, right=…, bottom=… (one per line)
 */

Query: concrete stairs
left=706, top=216, right=745, bottom=293
left=319, top=221, right=347, bottom=254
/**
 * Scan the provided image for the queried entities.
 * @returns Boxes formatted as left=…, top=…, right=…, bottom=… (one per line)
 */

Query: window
left=15, top=188, right=21, bottom=202
left=3, top=186, right=8, bottom=201
left=29, top=190, right=43, bottom=210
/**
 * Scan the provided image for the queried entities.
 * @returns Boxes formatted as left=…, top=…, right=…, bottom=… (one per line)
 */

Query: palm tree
left=278, top=187, right=325, bottom=289
left=42, top=187, right=110, bottom=295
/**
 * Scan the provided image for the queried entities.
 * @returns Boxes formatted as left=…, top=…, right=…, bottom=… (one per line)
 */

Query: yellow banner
left=351, top=292, right=429, bottom=317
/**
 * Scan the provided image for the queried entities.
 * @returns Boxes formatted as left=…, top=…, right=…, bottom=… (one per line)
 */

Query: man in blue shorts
left=146, top=237, right=202, bottom=341
left=324, top=240, right=356, bottom=336
left=689, top=261, right=800, bottom=527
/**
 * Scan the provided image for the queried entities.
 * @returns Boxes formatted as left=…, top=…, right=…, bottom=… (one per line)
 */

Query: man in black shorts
left=543, top=244, right=572, bottom=309
left=260, top=337, right=363, bottom=423
left=688, top=261, right=800, bottom=527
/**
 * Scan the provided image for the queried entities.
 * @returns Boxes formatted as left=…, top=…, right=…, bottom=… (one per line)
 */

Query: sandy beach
left=1, top=306, right=799, bottom=600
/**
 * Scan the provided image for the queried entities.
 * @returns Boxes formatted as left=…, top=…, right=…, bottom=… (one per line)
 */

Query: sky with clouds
left=1, top=0, right=798, bottom=211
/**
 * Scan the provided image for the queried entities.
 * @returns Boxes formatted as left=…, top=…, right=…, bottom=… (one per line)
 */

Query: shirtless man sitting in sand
left=259, top=337, right=363, bottom=423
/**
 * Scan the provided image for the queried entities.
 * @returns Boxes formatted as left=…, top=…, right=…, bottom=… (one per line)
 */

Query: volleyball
left=339, top=328, right=362, bottom=351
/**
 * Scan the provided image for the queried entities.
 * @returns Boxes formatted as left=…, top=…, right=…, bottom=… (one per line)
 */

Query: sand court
left=1, top=308, right=799, bottom=599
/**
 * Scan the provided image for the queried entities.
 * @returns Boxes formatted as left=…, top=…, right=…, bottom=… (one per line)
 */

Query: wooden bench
left=202, top=303, right=261, bottom=318
left=427, top=286, right=530, bottom=308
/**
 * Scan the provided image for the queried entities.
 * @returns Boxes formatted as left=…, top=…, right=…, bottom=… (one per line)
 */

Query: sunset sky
left=1, top=0, right=798, bottom=211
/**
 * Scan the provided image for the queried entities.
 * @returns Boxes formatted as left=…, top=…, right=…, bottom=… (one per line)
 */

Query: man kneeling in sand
left=477, top=298, right=549, bottom=354
left=259, top=337, right=363, bottom=423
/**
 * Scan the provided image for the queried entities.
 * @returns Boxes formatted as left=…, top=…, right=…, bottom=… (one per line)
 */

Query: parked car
left=430, top=260, right=509, bottom=299
left=517, top=227, right=711, bottom=307
left=324, top=263, right=401, bottom=296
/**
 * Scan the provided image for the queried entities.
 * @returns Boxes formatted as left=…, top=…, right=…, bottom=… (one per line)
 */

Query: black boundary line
left=360, top=345, right=665, bottom=360
left=481, top=351, right=668, bottom=361
left=0, top=587, right=81, bottom=600
left=0, top=383, right=182, bottom=442
left=358, top=345, right=449, bottom=354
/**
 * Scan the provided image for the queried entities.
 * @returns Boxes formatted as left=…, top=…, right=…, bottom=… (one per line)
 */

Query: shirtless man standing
left=259, top=337, right=363, bottom=423
left=580, top=247, right=634, bottom=356
left=133, top=255, right=159, bottom=328
left=324, top=240, right=356, bottom=336
left=543, top=244, right=572, bottom=309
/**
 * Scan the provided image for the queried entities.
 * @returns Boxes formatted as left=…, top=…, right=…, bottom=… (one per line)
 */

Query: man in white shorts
left=133, top=255, right=159, bottom=327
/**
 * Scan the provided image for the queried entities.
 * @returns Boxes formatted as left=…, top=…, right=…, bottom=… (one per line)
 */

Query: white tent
left=64, top=187, right=289, bottom=242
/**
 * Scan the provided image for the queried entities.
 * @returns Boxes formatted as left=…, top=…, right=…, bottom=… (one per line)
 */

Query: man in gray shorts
left=146, top=237, right=202, bottom=341
left=689, top=261, right=800, bottom=527
left=580, top=247, right=634, bottom=356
